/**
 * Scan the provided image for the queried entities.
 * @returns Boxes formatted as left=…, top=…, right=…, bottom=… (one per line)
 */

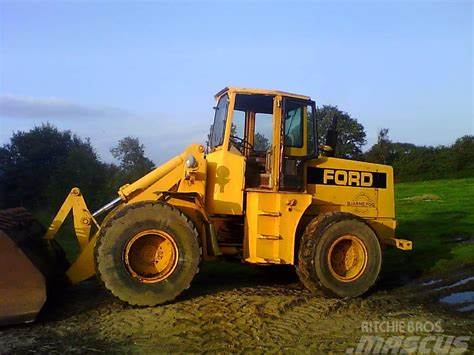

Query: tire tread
left=296, top=212, right=380, bottom=298
left=94, top=200, right=200, bottom=306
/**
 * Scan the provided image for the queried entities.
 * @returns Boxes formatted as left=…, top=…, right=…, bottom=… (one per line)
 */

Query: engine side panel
left=305, top=157, right=396, bottom=239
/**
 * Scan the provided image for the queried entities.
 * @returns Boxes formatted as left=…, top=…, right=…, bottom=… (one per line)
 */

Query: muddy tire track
left=0, top=265, right=473, bottom=353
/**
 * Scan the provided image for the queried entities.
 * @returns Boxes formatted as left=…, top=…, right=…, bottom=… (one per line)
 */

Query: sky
left=0, top=0, right=472, bottom=164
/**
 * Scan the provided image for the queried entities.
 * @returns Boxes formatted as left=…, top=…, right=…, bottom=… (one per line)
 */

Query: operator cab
left=231, top=94, right=274, bottom=189
left=208, top=87, right=317, bottom=192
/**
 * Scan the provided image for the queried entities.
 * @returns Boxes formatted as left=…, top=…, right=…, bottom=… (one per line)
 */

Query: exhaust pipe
left=324, top=115, right=338, bottom=157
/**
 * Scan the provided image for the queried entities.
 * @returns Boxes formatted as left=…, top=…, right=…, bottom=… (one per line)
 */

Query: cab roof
left=215, top=87, right=311, bottom=101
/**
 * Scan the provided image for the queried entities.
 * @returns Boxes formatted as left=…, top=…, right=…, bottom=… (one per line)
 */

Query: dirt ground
left=1, top=262, right=473, bottom=354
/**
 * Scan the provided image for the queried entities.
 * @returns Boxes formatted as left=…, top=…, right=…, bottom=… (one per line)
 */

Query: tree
left=0, top=123, right=112, bottom=210
left=451, top=135, right=474, bottom=171
left=363, top=131, right=474, bottom=182
left=364, top=128, right=394, bottom=164
left=316, top=105, right=367, bottom=159
left=376, top=128, right=391, bottom=164
left=254, top=132, right=270, bottom=151
left=111, top=137, right=155, bottom=182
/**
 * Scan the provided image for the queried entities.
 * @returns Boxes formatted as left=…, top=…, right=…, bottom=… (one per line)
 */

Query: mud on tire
left=296, top=212, right=382, bottom=298
left=95, top=201, right=200, bottom=306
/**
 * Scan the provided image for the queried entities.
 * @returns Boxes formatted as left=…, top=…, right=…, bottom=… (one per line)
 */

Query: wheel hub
left=123, top=229, right=178, bottom=283
left=328, top=235, right=368, bottom=282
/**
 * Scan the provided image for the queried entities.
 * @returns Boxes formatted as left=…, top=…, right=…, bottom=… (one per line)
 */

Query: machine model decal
left=347, top=192, right=376, bottom=213
left=307, top=167, right=387, bottom=188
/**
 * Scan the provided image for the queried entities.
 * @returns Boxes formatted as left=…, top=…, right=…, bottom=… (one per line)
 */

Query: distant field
left=48, top=177, right=474, bottom=278
left=389, top=177, right=474, bottom=276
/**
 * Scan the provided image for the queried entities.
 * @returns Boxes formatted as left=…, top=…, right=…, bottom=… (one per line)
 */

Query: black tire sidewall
left=95, top=202, right=200, bottom=306
left=314, top=219, right=381, bottom=298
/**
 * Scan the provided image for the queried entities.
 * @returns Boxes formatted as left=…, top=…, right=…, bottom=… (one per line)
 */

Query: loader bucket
left=0, top=208, right=68, bottom=326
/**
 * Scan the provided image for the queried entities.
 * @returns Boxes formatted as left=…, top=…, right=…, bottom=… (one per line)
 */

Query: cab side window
left=284, top=103, right=303, bottom=148
left=231, top=110, right=246, bottom=140
left=209, top=94, right=229, bottom=148
left=254, top=113, right=272, bottom=152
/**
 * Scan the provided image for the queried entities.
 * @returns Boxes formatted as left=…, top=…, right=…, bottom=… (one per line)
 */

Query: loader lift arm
left=44, top=187, right=100, bottom=284
left=41, top=143, right=208, bottom=284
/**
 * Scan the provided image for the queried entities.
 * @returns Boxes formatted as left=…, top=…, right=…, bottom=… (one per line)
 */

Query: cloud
left=0, top=94, right=129, bottom=119
left=87, top=112, right=209, bottom=163
left=0, top=94, right=211, bottom=164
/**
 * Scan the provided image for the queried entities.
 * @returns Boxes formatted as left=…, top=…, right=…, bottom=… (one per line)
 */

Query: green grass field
left=391, top=177, right=474, bottom=276
left=45, top=177, right=474, bottom=280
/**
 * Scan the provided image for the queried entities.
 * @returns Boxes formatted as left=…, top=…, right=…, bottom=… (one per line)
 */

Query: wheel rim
left=124, top=229, right=178, bottom=283
left=327, top=235, right=368, bottom=282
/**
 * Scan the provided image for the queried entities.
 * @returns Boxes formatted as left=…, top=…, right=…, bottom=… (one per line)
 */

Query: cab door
left=279, top=98, right=317, bottom=191
left=243, top=97, right=316, bottom=264
left=205, top=92, right=246, bottom=215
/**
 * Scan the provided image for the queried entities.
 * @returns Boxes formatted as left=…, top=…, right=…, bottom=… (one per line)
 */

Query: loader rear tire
left=95, top=201, right=200, bottom=306
left=296, top=212, right=381, bottom=298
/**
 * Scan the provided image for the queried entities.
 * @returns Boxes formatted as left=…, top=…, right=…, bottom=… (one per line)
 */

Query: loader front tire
left=95, top=201, right=200, bottom=306
left=296, top=213, right=382, bottom=298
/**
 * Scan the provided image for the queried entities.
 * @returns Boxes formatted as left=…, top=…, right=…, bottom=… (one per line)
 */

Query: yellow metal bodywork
left=205, top=148, right=245, bottom=215
left=387, top=237, right=413, bottom=250
left=120, top=144, right=207, bottom=203
left=306, top=156, right=396, bottom=242
left=43, top=187, right=99, bottom=283
left=244, top=190, right=312, bottom=264
left=42, top=87, right=409, bottom=286
left=271, top=96, right=283, bottom=189
left=215, top=87, right=310, bottom=101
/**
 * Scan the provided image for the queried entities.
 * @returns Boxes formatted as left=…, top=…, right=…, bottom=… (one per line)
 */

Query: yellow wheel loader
left=0, top=87, right=412, bottom=324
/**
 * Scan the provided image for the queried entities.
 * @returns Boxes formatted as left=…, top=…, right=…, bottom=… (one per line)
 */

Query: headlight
left=185, top=155, right=198, bottom=169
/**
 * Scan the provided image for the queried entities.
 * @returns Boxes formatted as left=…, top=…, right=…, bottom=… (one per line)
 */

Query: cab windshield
left=209, top=94, right=229, bottom=148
